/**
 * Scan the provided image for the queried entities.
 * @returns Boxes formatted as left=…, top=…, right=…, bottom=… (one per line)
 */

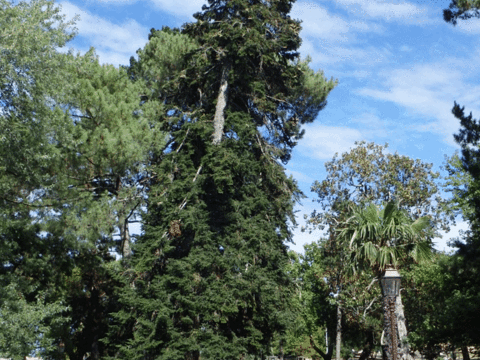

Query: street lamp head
left=380, top=265, right=401, bottom=297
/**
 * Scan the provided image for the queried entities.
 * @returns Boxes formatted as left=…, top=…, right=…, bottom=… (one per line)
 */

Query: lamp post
left=380, top=265, right=401, bottom=360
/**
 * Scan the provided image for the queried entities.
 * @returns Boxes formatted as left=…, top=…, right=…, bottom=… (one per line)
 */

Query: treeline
left=0, top=0, right=479, bottom=360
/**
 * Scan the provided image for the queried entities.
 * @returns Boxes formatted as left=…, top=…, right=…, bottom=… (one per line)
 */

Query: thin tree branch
left=363, top=296, right=377, bottom=320
left=176, top=128, right=190, bottom=154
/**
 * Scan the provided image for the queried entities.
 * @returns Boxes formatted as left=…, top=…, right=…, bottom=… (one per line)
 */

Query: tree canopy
left=4, top=0, right=480, bottom=358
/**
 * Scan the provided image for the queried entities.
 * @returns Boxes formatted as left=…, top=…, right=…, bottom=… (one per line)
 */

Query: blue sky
left=55, top=0, right=480, bottom=253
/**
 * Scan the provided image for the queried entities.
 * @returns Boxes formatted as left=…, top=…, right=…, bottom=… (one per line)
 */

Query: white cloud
left=292, top=2, right=395, bottom=74
left=285, top=169, right=315, bottom=184
left=59, top=1, right=149, bottom=66
left=90, top=0, right=206, bottom=18
left=334, top=0, right=430, bottom=22
left=293, top=1, right=386, bottom=41
left=150, top=0, right=207, bottom=18
left=293, top=2, right=351, bottom=41
left=350, top=112, right=390, bottom=138
left=357, top=61, right=480, bottom=145
left=299, top=125, right=364, bottom=159
left=331, top=44, right=392, bottom=65
left=301, top=39, right=392, bottom=68
left=456, top=18, right=480, bottom=34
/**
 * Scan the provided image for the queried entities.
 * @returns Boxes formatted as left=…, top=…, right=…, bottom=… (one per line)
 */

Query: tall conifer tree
left=111, top=1, right=336, bottom=358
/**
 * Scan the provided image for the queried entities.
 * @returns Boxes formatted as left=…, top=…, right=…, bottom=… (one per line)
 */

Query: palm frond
left=382, top=201, right=397, bottom=222
left=411, top=216, right=431, bottom=233
left=359, top=241, right=378, bottom=264
left=377, top=246, right=400, bottom=269
left=349, top=229, right=358, bottom=249
left=410, top=240, right=433, bottom=263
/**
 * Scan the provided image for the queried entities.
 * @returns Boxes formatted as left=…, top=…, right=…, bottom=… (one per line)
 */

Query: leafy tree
left=0, top=222, right=73, bottom=359
left=0, top=283, right=68, bottom=360
left=444, top=0, right=480, bottom=24
left=0, top=0, right=78, bottom=357
left=306, top=141, right=446, bottom=234
left=55, top=48, right=167, bottom=257
left=1, top=1, right=170, bottom=358
left=301, top=241, right=338, bottom=360
left=402, top=253, right=461, bottom=360
left=305, top=142, right=443, bottom=360
left=295, top=239, right=383, bottom=360
left=109, top=0, right=337, bottom=358
left=337, top=202, right=433, bottom=360
left=268, top=250, right=319, bottom=360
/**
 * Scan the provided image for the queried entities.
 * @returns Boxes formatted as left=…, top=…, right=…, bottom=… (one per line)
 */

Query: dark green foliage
left=402, top=253, right=470, bottom=357
left=444, top=0, right=480, bottom=24
left=110, top=0, right=336, bottom=358
left=449, top=102, right=480, bottom=267
left=0, top=220, right=72, bottom=359
left=1, top=1, right=168, bottom=357
left=115, top=113, right=303, bottom=359
left=437, top=102, right=480, bottom=348
left=0, top=1, right=77, bottom=356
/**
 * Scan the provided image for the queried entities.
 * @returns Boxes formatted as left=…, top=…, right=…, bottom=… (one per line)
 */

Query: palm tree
left=337, top=201, right=433, bottom=360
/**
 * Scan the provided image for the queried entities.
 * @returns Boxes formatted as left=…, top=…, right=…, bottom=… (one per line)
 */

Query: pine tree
left=439, top=102, right=480, bottom=349
left=48, top=49, right=169, bottom=360
left=1, top=1, right=169, bottom=357
left=110, top=1, right=336, bottom=358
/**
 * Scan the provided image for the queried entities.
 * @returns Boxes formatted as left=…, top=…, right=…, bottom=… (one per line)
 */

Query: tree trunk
left=91, top=333, right=100, bottom=360
left=396, top=292, right=412, bottom=360
left=461, top=347, right=470, bottom=360
left=336, top=305, right=342, bottom=360
left=358, top=330, right=374, bottom=360
left=311, top=334, right=334, bottom=360
left=212, top=63, right=230, bottom=145
left=119, top=217, right=131, bottom=257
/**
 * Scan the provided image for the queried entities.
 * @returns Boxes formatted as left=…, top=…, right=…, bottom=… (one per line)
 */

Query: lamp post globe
left=381, top=266, right=401, bottom=297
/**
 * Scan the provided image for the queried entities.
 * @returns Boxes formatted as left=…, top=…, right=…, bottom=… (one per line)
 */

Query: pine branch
left=0, top=196, right=54, bottom=208
left=176, top=128, right=190, bottom=153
